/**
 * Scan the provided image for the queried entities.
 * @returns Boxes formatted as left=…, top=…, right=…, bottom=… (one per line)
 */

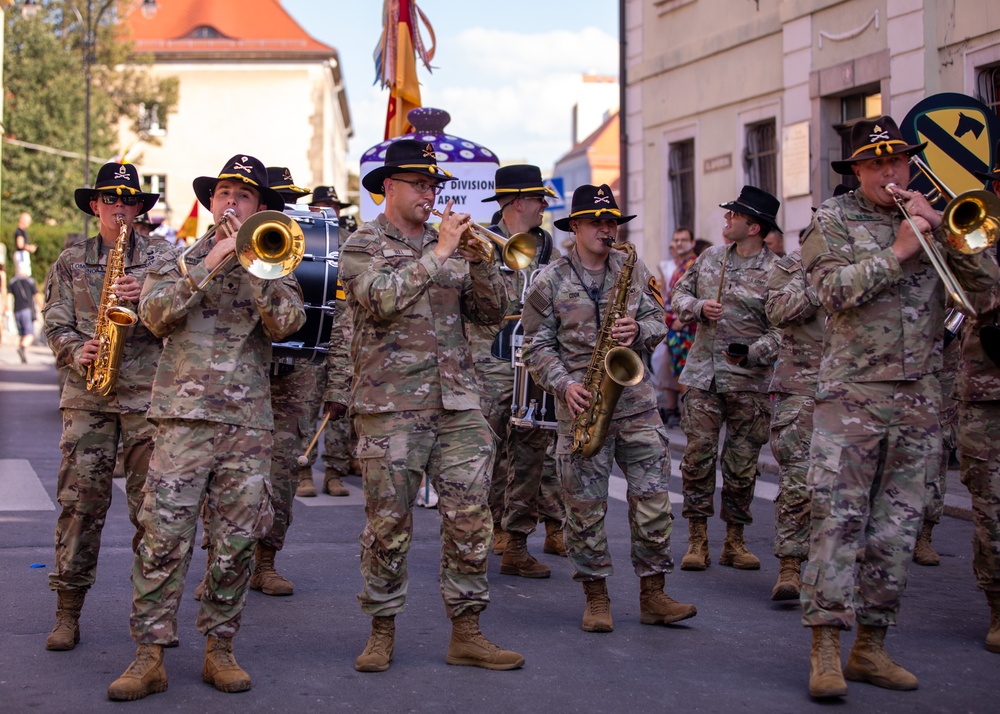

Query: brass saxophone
left=86, top=218, right=138, bottom=396
left=571, top=241, right=645, bottom=458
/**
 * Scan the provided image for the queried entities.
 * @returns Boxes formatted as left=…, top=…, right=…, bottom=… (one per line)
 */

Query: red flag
left=176, top=200, right=199, bottom=244
left=376, top=0, right=435, bottom=139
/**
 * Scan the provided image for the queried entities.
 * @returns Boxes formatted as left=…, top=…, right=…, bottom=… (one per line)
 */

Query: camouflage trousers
left=354, top=409, right=494, bottom=619
left=479, top=369, right=514, bottom=528
left=680, top=388, right=771, bottom=525
left=770, top=393, right=815, bottom=559
left=958, top=400, right=1000, bottom=593
left=49, top=408, right=154, bottom=592
left=266, top=363, right=323, bottom=549
left=323, top=413, right=358, bottom=477
left=503, top=425, right=564, bottom=535
left=131, top=419, right=274, bottom=644
left=925, top=368, right=957, bottom=523
left=556, top=409, right=674, bottom=581
left=801, top=378, right=940, bottom=629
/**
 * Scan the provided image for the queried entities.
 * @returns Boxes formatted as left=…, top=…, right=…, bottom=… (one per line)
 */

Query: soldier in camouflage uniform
left=798, top=118, right=998, bottom=699
left=955, top=154, right=1000, bottom=654
left=471, top=164, right=565, bottom=577
left=522, top=184, right=696, bottom=633
left=672, top=185, right=782, bottom=572
left=764, top=232, right=825, bottom=601
left=338, top=140, right=523, bottom=673
left=108, top=155, right=306, bottom=701
left=42, top=163, right=165, bottom=652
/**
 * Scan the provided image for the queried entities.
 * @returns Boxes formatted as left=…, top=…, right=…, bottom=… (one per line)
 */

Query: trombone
left=178, top=210, right=306, bottom=291
left=427, top=207, right=537, bottom=271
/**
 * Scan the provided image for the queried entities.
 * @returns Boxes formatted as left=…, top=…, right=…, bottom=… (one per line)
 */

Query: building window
left=142, top=174, right=166, bottom=208
left=668, top=139, right=695, bottom=232
left=138, top=103, right=165, bottom=136
left=744, top=119, right=777, bottom=196
left=833, top=90, right=882, bottom=190
left=977, top=63, right=1000, bottom=118
left=188, top=25, right=224, bottom=39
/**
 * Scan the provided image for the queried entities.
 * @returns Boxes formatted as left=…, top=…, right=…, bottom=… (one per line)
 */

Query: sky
left=280, top=0, right=620, bottom=173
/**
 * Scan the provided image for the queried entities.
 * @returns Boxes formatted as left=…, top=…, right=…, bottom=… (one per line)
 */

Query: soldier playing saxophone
left=521, top=184, right=696, bottom=633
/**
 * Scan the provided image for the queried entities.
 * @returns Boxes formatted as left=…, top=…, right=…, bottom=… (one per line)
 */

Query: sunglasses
left=98, top=192, right=140, bottom=206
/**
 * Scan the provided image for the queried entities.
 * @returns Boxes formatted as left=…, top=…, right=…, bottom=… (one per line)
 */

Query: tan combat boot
left=986, top=592, right=1000, bottom=653
left=913, top=521, right=940, bottom=566
left=249, top=543, right=294, bottom=596
left=296, top=472, right=317, bottom=498
left=680, top=518, right=710, bottom=571
left=355, top=616, right=395, bottom=672
left=639, top=574, right=697, bottom=625
left=45, top=589, right=85, bottom=651
left=446, top=610, right=525, bottom=670
left=843, top=624, right=919, bottom=690
left=324, top=470, right=349, bottom=496
left=107, top=643, right=168, bottom=701
left=771, top=557, right=802, bottom=601
left=581, top=579, right=614, bottom=632
left=543, top=520, right=567, bottom=556
left=500, top=532, right=551, bottom=578
left=719, top=523, right=761, bottom=569
left=202, top=636, right=252, bottom=693
left=491, top=528, right=509, bottom=555
left=808, top=626, right=848, bottom=699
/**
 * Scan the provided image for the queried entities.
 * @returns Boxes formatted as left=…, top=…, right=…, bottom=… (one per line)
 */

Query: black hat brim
left=480, top=187, right=556, bottom=203
left=718, top=200, right=782, bottom=234
left=74, top=189, right=159, bottom=216
left=973, top=168, right=1000, bottom=184
left=361, top=165, right=457, bottom=196
left=553, top=213, right=635, bottom=232
left=193, top=176, right=285, bottom=212
left=831, top=141, right=927, bottom=175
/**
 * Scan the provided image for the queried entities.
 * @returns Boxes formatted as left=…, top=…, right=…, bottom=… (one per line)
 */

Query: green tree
left=2, top=0, right=177, bottom=232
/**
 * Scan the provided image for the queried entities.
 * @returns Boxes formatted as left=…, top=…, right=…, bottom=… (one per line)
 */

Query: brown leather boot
left=543, top=520, right=567, bottom=556
left=249, top=543, right=294, bottom=596
left=296, top=473, right=317, bottom=497
left=491, top=528, right=509, bottom=555
left=913, top=521, right=940, bottom=566
left=500, top=532, right=551, bottom=578
left=771, top=557, right=802, bottom=601
left=986, top=592, right=1000, bottom=653
left=324, top=472, right=349, bottom=496
left=809, top=626, right=847, bottom=699
left=582, top=580, right=613, bottom=632
left=355, top=616, right=395, bottom=672
left=202, top=636, right=252, bottom=693
left=446, top=610, right=524, bottom=670
left=844, top=624, right=919, bottom=690
left=107, top=643, right=168, bottom=701
left=45, top=589, right=85, bottom=651
left=719, top=523, right=761, bottom=569
left=639, top=574, right=697, bottom=625
left=680, top=518, right=710, bottom=571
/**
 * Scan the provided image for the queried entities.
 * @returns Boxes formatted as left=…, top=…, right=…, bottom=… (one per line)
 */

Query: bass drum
left=510, top=322, right=557, bottom=430
left=272, top=207, right=340, bottom=364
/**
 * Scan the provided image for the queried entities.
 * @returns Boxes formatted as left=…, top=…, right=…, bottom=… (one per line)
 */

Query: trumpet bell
left=942, top=189, right=1000, bottom=255
left=236, top=210, right=306, bottom=279
left=502, top=232, right=537, bottom=271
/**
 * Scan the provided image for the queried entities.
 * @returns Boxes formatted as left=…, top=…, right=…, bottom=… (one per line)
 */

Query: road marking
left=0, top=459, right=55, bottom=511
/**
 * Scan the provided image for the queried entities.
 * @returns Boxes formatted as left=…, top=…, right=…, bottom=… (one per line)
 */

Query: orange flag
left=176, top=200, right=199, bottom=244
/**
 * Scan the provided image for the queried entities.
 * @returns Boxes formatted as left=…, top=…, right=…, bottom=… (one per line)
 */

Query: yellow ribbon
left=850, top=139, right=907, bottom=159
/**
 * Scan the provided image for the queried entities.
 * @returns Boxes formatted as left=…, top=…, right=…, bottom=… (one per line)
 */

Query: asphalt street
left=0, top=340, right=996, bottom=713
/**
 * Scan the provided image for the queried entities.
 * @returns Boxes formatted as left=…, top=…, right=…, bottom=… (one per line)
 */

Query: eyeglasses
left=391, top=177, right=445, bottom=195
left=99, top=192, right=140, bottom=206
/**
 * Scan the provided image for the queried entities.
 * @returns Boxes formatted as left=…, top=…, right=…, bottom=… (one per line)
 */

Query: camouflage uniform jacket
left=672, top=243, right=780, bottom=393
left=801, top=189, right=999, bottom=389
left=766, top=251, right=826, bottom=397
left=957, top=272, right=1000, bottom=402
left=322, top=299, right=353, bottom=406
left=521, top=244, right=665, bottom=423
left=44, top=232, right=167, bottom=414
left=338, top=213, right=506, bottom=414
left=138, top=235, right=306, bottom=430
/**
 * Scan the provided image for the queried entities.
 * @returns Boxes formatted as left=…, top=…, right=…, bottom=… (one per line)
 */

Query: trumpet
left=426, top=207, right=537, bottom=271
left=178, top=210, right=306, bottom=291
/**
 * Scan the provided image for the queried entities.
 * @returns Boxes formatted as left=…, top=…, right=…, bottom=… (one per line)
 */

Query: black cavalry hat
left=309, top=185, right=353, bottom=208
left=553, top=184, right=635, bottom=232
left=831, top=116, right=927, bottom=175
left=192, top=154, right=285, bottom=212
left=361, top=140, right=456, bottom=196
left=74, top=162, right=159, bottom=216
left=267, top=166, right=311, bottom=203
left=719, top=185, right=782, bottom=234
left=481, top=164, right=556, bottom=203
left=973, top=138, right=1000, bottom=184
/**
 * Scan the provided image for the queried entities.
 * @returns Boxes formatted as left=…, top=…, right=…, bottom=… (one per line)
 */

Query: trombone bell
left=942, top=190, right=1000, bottom=255
left=236, top=210, right=306, bottom=279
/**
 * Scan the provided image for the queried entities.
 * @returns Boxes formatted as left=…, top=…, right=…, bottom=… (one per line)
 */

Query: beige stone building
left=119, top=0, right=352, bottom=227
left=623, top=0, right=1000, bottom=265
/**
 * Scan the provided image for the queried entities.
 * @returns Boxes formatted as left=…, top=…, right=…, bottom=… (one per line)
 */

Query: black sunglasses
left=99, top=192, right=140, bottom=206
